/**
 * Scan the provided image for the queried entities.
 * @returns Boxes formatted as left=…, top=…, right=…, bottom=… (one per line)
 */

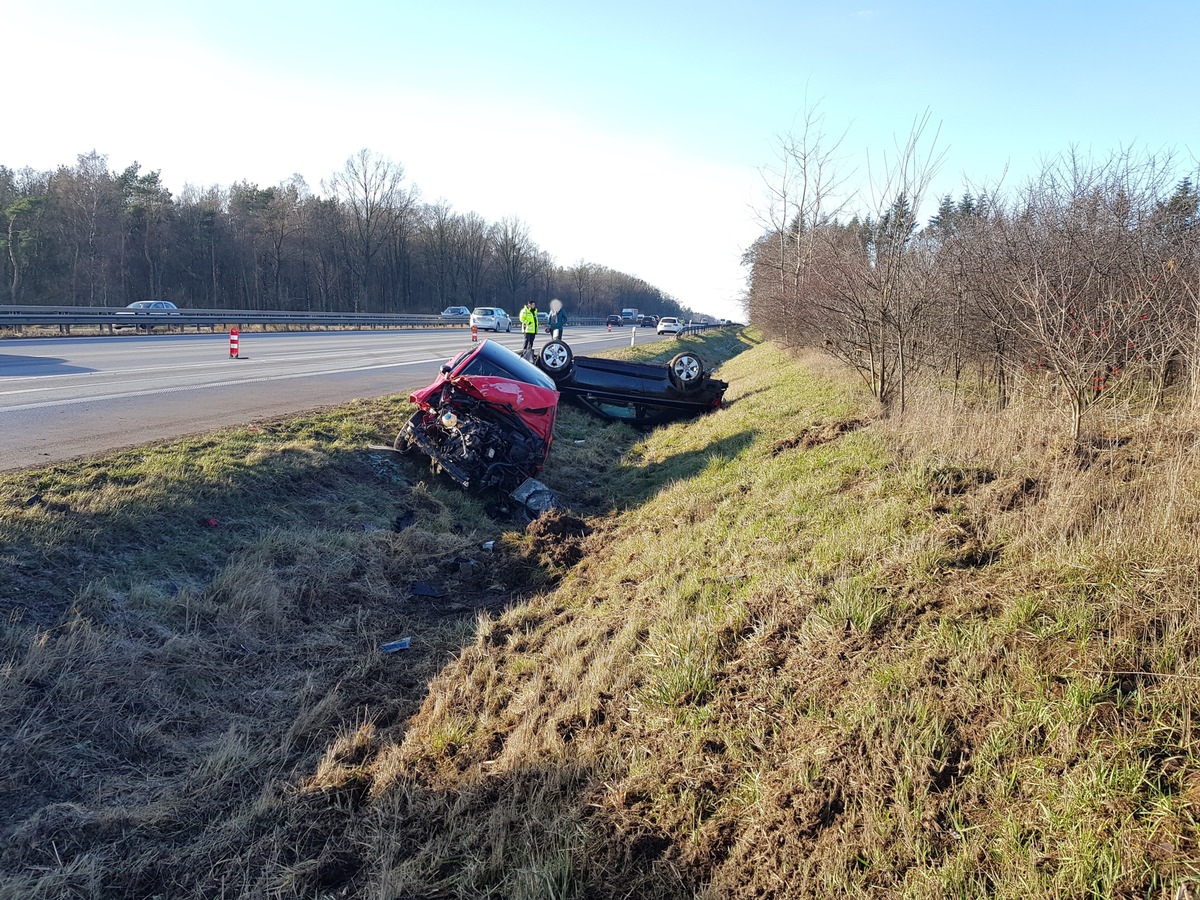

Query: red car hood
left=410, top=373, right=559, bottom=445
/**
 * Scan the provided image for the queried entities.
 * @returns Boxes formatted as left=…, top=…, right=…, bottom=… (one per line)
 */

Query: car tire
left=506, top=321, right=512, bottom=333
left=668, top=352, right=704, bottom=391
left=537, top=340, right=573, bottom=376
left=393, top=421, right=417, bottom=454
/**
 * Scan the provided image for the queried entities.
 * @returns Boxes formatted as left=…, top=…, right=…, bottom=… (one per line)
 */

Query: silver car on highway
left=470, top=307, right=512, bottom=332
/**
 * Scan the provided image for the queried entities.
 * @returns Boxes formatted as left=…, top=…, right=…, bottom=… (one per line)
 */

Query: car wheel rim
left=544, top=345, right=569, bottom=370
left=673, top=356, right=701, bottom=383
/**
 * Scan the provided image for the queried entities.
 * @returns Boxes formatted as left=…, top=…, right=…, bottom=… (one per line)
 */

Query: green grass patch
left=3, top=327, right=1200, bottom=899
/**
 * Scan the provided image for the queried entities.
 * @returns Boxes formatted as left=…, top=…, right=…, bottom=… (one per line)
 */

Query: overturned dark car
left=534, top=339, right=726, bottom=426
left=395, top=340, right=559, bottom=492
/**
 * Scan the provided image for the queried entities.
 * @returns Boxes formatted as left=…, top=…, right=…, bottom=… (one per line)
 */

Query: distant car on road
left=470, top=307, right=512, bottom=332
left=115, top=299, right=179, bottom=330
left=656, top=316, right=682, bottom=335
left=124, top=300, right=178, bottom=312
left=605, top=315, right=623, bottom=327
left=440, top=306, right=470, bottom=318
left=537, top=311, right=549, bottom=327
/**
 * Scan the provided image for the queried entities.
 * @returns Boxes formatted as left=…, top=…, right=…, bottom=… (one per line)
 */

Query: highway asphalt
left=0, top=326, right=670, bottom=470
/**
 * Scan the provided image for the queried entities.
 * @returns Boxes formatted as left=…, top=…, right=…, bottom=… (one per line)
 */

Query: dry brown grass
left=4, top=332, right=1200, bottom=898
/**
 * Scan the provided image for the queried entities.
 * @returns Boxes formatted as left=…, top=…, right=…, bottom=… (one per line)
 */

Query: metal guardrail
left=0, top=306, right=612, bottom=333
left=0, top=305, right=464, bottom=331
left=0, top=307, right=731, bottom=339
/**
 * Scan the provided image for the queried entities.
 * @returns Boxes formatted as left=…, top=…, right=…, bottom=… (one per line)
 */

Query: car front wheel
left=393, top=422, right=416, bottom=454
left=668, top=352, right=704, bottom=390
left=537, top=340, right=573, bottom=376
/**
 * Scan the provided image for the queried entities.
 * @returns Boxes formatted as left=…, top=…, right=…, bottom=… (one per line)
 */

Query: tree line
left=1, top=148, right=691, bottom=321
left=744, top=112, right=1200, bottom=439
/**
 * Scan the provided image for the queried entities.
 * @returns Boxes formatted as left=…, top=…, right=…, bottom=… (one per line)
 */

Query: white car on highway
left=656, top=316, right=682, bottom=335
left=470, top=307, right=512, bottom=332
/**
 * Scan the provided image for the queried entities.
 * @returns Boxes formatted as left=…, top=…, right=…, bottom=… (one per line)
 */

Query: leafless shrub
left=749, top=125, right=1200, bottom=439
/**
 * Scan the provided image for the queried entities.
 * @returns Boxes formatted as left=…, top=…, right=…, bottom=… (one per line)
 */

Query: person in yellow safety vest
left=519, top=301, right=538, bottom=354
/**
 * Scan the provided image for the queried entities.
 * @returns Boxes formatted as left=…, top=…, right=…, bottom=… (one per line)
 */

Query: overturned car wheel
left=537, top=340, right=574, bottom=376
left=668, top=352, right=704, bottom=391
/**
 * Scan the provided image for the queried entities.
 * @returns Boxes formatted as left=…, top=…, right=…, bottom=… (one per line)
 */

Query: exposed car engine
left=398, top=386, right=547, bottom=492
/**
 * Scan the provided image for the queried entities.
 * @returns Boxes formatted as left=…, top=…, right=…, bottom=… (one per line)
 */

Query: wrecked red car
left=395, top=339, right=559, bottom=492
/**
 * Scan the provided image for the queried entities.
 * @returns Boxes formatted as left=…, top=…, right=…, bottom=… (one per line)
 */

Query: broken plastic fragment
left=510, top=478, right=560, bottom=516
left=381, top=638, right=411, bottom=653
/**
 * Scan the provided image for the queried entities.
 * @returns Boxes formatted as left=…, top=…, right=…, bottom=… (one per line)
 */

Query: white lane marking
left=0, top=357, right=449, bottom=412
left=0, top=331, right=645, bottom=407
left=0, top=352, right=416, bottom=397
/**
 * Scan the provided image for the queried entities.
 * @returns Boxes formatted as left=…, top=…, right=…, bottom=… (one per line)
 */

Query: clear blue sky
left=11, top=0, right=1200, bottom=320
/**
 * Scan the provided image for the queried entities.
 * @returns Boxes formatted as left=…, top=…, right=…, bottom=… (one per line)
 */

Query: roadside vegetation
left=746, top=111, right=1200, bottom=444
left=0, top=150, right=697, bottom=323
left=3, top=327, right=1199, bottom=899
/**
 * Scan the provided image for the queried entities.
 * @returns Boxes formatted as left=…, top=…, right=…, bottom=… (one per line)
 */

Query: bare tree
left=1145, top=179, right=1200, bottom=406
left=925, top=191, right=1013, bottom=406
left=569, top=260, right=601, bottom=314
left=751, top=103, right=851, bottom=346
left=54, top=152, right=122, bottom=306
left=419, top=200, right=459, bottom=310
left=264, top=177, right=307, bottom=309
left=973, top=149, right=1184, bottom=440
left=758, top=112, right=945, bottom=411
left=325, top=149, right=415, bottom=312
left=492, top=217, right=537, bottom=307
left=453, top=212, right=492, bottom=307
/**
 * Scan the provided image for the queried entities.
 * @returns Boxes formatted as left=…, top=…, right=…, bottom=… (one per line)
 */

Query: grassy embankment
left=2, top=328, right=1199, bottom=899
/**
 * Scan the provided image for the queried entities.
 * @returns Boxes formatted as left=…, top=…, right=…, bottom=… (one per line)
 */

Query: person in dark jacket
left=547, top=299, right=566, bottom=341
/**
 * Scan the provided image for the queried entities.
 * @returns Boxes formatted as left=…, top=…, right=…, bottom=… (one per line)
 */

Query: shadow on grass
left=1, top=730, right=696, bottom=898
left=593, top=429, right=760, bottom=512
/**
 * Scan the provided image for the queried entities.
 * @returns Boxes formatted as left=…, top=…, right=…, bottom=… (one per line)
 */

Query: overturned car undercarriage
left=534, top=339, right=727, bottom=427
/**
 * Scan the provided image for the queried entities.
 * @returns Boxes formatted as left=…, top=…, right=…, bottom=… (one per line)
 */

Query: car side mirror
left=440, top=364, right=453, bottom=374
